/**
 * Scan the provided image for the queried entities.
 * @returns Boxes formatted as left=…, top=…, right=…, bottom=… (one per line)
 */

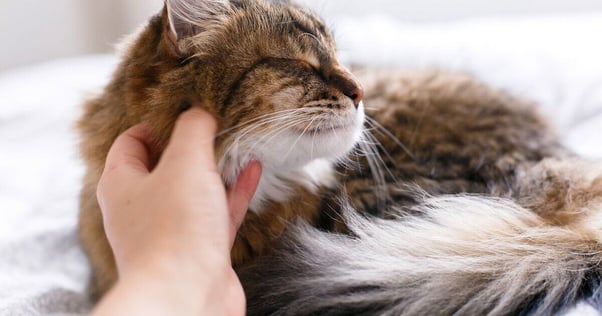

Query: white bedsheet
left=1, top=14, right=602, bottom=315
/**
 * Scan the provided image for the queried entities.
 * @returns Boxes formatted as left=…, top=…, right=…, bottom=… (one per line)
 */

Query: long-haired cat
left=78, top=0, right=602, bottom=315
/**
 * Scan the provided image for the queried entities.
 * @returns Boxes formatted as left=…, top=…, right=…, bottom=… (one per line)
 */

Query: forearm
left=92, top=259, right=212, bottom=316
left=92, top=251, right=243, bottom=316
left=93, top=273, right=206, bottom=316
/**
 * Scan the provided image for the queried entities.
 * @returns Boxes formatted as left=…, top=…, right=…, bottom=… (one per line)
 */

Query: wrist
left=117, top=239, right=231, bottom=279
left=126, top=247, right=230, bottom=289
left=98, top=257, right=226, bottom=316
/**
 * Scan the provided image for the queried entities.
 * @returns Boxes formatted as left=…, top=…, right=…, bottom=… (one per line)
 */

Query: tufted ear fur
left=164, top=0, right=231, bottom=55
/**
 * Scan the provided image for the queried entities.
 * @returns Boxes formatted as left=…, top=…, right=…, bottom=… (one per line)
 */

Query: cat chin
left=262, top=102, right=365, bottom=168
left=221, top=103, right=366, bottom=213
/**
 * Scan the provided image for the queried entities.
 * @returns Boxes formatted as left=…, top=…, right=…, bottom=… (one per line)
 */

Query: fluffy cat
left=77, top=0, right=602, bottom=314
left=79, top=0, right=364, bottom=297
left=239, top=70, right=602, bottom=315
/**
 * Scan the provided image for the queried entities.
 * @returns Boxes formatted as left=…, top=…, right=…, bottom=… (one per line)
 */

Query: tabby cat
left=78, top=0, right=602, bottom=315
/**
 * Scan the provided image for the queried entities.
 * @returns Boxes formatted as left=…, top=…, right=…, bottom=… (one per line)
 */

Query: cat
left=239, top=70, right=602, bottom=315
left=78, top=0, right=364, bottom=297
left=77, top=0, right=602, bottom=315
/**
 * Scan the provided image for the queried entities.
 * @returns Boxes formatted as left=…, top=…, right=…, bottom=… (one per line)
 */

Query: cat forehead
left=168, top=0, right=335, bottom=54
left=194, top=7, right=333, bottom=65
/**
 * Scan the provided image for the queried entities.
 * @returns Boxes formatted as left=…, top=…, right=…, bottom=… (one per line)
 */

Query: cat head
left=124, top=0, right=365, bottom=207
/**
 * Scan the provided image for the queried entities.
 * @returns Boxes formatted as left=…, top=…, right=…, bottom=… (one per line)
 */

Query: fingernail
left=246, top=161, right=262, bottom=182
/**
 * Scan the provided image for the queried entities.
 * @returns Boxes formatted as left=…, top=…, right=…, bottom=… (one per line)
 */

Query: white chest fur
left=218, top=103, right=365, bottom=212
left=248, top=159, right=338, bottom=211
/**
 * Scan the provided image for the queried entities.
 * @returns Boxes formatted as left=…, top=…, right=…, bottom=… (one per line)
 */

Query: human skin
left=92, top=107, right=262, bottom=316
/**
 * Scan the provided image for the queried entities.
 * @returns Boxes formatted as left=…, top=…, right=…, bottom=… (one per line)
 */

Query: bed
left=1, top=14, right=601, bottom=315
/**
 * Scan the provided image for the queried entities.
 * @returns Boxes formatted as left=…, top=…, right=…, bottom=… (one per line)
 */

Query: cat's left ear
left=163, top=0, right=231, bottom=56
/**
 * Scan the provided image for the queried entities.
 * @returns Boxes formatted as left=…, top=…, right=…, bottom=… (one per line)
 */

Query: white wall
left=0, top=0, right=162, bottom=71
left=1, top=0, right=601, bottom=71
left=0, top=0, right=89, bottom=70
left=302, top=0, right=602, bottom=21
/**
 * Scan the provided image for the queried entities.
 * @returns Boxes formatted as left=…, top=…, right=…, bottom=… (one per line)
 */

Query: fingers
left=104, top=125, right=152, bottom=174
left=98, top=124, right=152, bottom=209
left=227, top=161, right=263, bottom=245
left=158, top=107, right=218, bottom=175
left=101, top=125, right=152, bottom=186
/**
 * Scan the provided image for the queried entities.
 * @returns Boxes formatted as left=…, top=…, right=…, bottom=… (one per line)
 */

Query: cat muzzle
left=328, top=67, right=365, bottom=108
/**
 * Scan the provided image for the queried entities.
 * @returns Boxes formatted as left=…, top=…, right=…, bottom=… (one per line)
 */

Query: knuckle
left=96, top=173, right=111, bottom=196
left=96, top=179, right=107, bottom=206
left=97, top=167, right=119, bottom=198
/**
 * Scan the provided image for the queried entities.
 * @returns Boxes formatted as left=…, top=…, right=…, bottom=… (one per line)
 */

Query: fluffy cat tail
left=238, top=196, right=602, bottom=316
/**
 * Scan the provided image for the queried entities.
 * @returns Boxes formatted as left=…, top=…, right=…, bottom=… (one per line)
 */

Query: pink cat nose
left=347, top=86, right=365, bottom=108
left=329, top=68, right=365, bottom=108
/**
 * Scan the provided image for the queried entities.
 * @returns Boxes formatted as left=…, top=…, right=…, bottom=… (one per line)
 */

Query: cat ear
left=164, top=0, right=231, bottom=54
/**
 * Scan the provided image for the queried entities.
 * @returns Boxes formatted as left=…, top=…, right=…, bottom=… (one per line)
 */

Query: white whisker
left=215, top=108, right=310, bottom=138
left=365, top=116, right=415, bottom=160
left=283, top=115, right=321, bottom=160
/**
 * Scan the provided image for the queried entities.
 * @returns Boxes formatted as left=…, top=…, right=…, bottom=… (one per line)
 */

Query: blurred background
left=1, top=2, right=602, bottom=315
left=2, top=0, right=602, bottom=71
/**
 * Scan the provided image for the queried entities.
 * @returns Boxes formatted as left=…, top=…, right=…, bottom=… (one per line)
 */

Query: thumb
left=158, top=107, right=218, bottom=176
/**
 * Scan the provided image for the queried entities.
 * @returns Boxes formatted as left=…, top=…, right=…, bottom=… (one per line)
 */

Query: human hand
left=93, top=107, right=262, bottom=316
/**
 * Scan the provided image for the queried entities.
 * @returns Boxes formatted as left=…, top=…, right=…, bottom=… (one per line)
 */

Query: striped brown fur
left=78, top=1, right=602, bottom=315
left=78, top=0, right=363, bottom=297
